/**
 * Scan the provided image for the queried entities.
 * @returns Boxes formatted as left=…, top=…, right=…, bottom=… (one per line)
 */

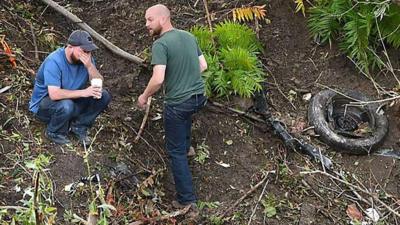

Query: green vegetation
left=190, top=21, right=266, bottom=98
left=0, top=155, right=57, bottom=224
left=307, top=0, right=400, bottom=74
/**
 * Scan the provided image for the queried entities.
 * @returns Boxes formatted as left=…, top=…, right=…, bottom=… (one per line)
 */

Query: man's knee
left=55, top=100, right=74, bottom=117
left=100, top=90, right=111, bottom=107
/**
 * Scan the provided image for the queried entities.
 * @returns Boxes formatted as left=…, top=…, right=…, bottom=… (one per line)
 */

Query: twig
left=0, top=86, right=11, bottom=94
left=194, top=0, right=200, bottom=8
left=33, top=172, right=41, bottom=225
left=29, top=22, right=39, bottom=60
left=0, top=206, right=29, bottom=210
left=209, top=101, right=265, bottom=123
left=134, top=97, right=152, bottom=143
left=123, top=122, right=166, bottom=168
left=202, top=0, right=213, bottom=31
left=40, top=0, right=144, bottom=65
left=375, top=17, right=400, bottom=87
left=262, top=64, right=297, bottom=110
left=301, top=179, right=325, bottom=201
left=128, top=205, right=191, bottom=225
left=247, top=179, right=270, bottom=225
left=220, top=171, right=275, bottom=218
left=335, top=171, right=372, bottom=206
left=302, top=170, right=400, bottom=218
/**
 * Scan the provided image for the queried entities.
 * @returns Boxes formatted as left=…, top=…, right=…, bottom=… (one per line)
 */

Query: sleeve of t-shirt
left=151, top=42, right=167, bottom=65
left=196, top=44, right=203, bottom=56
left=43, top=59, right=62, bottom=87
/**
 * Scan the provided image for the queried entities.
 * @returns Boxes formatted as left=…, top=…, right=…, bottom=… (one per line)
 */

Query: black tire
left=308, top=90, right=388, bottom=155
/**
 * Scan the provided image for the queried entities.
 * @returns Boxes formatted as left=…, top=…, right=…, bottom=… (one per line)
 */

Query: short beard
left=71, top=54, right=82, bottom=64
left=150, top=27, right=162, bottom=36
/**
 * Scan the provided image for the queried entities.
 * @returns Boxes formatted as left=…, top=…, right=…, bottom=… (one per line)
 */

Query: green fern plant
left=308, top=7, right=340, bottom=46
left=307, top=0, right=400, bottom=74
left=340, top=7, right=381, bottom=73
left=191, top=22, right=266, bottom=98
left=214, top=21, right=262, bottom=52
left=380, top=4, right=400, bottom=48
left=230, top=70, right=263, bottom=97
left=219, top=47, right=260, bottom=71
left=189, top=25, right=215, bottom=53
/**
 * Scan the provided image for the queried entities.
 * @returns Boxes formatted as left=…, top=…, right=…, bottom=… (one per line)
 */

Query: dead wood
left=134, top=97, right=152, bottom=143
left=41, top=0, right=145, bottom=65
left=128, top=205, right=191, bottom=225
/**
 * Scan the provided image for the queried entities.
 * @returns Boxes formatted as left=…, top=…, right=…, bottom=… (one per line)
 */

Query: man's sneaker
left=45, top=131, right=71, bottom=145
left=172, top=200, right=199, bottom=219
left=188, top=146, right=196, bottom=157
left=70, top=126, right=91, bottom=145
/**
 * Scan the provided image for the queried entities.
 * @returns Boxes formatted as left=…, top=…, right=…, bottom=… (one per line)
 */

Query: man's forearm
left=49, top=88, right=84, bottom=100
left=87, top=64, right=103, bottom=80
left=143, top=77, right=162, bottom=98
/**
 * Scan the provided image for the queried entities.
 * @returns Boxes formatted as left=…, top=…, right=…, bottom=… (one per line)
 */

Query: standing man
left=29, top=30, right=111, bottom=145
left=138, top=4, right=207, bottom=215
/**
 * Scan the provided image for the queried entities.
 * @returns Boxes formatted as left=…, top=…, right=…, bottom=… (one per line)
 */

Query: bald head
left=145, top=4, right=173, bottom=36
left=147, top=4, right=170, bottom=18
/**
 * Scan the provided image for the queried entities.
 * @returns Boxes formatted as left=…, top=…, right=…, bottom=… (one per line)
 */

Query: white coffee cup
left=90, top=78, right=102, bottom=99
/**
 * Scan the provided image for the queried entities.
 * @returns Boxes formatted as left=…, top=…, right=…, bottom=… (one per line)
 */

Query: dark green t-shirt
left=151, top=29, right=205, bottom=105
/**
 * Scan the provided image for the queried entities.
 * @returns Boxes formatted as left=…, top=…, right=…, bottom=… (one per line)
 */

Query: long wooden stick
left=41, top=0, right=144, bottom=65
left=134, top=97, right=152, bottom=143
left=202, top=0, right=213, bottom=31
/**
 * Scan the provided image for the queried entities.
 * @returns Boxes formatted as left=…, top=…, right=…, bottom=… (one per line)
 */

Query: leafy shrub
left=214, top=20, right=261, bottom=51
left=308, top=0, right=400, bottom=74
left=190, top=25, right=214, bottom=53
left=190, top=21, right=266, bottom=98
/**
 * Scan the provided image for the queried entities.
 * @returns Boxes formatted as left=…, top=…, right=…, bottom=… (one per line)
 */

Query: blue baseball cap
left=67, top=30, right=98, bottom=51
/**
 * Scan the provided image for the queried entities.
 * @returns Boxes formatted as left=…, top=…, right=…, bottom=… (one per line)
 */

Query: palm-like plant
left=189, top=25, right=214, bottom=53
left=214, top=21, right=262, bottom=52
left=307, top=0, right=400, bottom=74
left=380, top=4, right=400, bottom=48
left=190, top=22, right=266, bottom=98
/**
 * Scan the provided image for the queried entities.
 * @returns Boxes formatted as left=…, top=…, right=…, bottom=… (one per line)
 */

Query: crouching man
left=29, top=30, right=111, bottom=145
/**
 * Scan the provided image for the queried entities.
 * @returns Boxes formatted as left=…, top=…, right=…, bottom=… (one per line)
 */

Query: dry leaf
left=346, top=204, right=363, bottom=221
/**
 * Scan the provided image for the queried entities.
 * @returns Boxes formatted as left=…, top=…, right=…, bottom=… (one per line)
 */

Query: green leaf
left=264, top=205, right=277, bottom=218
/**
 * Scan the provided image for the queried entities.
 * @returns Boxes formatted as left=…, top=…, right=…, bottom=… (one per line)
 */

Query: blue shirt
left=29, top=47, right=90, bottom=113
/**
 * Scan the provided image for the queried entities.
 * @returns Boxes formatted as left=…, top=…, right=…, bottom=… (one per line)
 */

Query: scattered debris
left=346, top=204, right=363, bottom=221
left=365, top=208, right=380, bottom=222
left=0, top=85, right=11, bottom=94
left=215, top=161, right=230, bottom=168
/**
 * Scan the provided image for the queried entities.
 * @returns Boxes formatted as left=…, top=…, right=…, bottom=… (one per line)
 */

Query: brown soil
left=0, top=0, right=399, bottom=224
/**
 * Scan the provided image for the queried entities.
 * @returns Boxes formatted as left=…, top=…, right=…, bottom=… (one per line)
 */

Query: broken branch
left=134, top=97, right=152, bottom=143
left=128, top=205, right=191, bottom=225
left=41, top=0, right=145, bottom=65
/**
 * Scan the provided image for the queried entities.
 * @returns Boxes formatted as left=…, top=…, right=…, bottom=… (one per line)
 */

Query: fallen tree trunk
left=41, top=0, right=145, bottom=65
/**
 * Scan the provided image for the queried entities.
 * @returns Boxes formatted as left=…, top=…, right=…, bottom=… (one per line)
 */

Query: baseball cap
left=67, top=30, right=98, bottom=51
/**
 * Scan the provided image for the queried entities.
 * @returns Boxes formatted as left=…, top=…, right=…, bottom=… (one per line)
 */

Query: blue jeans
left=35, top=90, right=111, bottom=134
left=164, top=93, right=207, bottom=204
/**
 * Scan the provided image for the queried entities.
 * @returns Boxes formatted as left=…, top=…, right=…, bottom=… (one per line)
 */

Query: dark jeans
left=164, top=93, right=207, bottom=204
left=36, top=90, right=111, bottom=135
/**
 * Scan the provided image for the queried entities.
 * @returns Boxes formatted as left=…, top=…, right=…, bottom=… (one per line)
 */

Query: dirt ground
left=0, top=0, right=399, bottom=224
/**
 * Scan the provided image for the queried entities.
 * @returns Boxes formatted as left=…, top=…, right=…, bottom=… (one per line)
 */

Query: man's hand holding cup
left=90, top=78, right=103, bottom=99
